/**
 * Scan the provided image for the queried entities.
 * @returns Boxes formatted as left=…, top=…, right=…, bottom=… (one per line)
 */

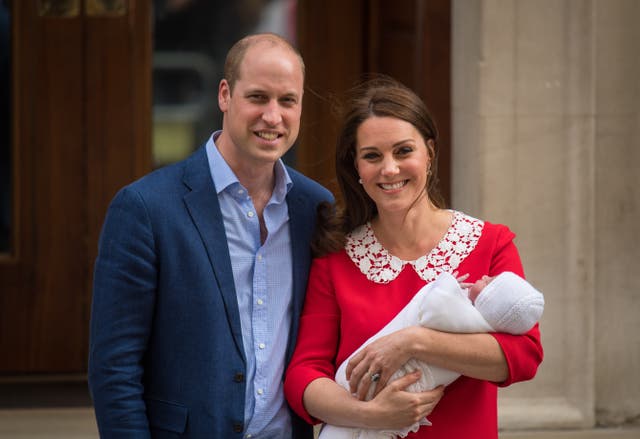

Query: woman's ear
left=426, top=138, right=436, bottom=161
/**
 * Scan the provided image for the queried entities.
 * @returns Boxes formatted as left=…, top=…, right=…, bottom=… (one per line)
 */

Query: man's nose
left=262, top=101, right=282, bottom=126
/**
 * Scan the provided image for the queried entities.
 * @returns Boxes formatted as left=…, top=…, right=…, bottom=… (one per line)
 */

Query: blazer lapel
left=285, top=186, right=315, bottom=363
left=182, top=147, right=246, bottom=363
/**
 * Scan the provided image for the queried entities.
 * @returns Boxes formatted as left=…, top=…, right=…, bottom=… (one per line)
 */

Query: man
left=88, top=33, right=333, bottom=438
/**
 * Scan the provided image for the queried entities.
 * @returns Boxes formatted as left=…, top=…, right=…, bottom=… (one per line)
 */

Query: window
left=152, top=0, right=298, bottom=167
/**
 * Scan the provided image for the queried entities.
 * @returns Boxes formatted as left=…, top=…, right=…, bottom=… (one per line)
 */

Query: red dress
left=284, top=211, right=543, bottom=439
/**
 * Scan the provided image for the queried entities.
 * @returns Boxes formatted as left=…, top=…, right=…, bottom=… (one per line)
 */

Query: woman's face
left=354, top=116, right=432, bottom=215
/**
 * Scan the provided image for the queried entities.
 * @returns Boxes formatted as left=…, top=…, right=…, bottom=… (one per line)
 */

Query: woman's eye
left=396, top=147, right=413, bottom=156
left=362, top=153, right=379, bottom=160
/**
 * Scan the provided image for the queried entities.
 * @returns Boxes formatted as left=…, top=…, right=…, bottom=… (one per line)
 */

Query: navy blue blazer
left=88, top=146, right=333, bottom=438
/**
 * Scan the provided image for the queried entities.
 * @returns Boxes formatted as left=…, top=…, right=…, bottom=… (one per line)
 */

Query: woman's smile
left=378, top=180, right=409, bottom=191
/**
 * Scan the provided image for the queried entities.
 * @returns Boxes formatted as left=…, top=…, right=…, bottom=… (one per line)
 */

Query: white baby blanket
left=318, top=271, right=543, bottom=439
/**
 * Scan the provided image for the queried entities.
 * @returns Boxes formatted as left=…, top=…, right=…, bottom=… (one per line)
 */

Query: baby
left=319, top=271, right=545, bottom=439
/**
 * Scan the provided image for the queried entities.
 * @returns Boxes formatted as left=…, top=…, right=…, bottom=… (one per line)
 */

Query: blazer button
left=233, top=422, right=243, bottom=433
left=234, top=372, right=244, bottom=382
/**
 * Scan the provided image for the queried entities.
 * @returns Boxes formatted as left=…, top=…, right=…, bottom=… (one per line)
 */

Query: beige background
left=452, top=0, right=639, bottom=430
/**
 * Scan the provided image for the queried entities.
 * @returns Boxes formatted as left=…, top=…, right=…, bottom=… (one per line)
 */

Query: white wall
left=452, top=0, right=640, bottom=429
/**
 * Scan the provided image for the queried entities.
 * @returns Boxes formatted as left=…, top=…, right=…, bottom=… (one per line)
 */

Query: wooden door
left=0, top=0, right=450, bottom=375
left=0, top=0, right=151, bottom=373
left=296, top=0, right=451, bottom=203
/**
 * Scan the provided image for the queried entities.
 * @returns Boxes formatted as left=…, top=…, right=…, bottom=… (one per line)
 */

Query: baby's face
left=469, top=275, right=495, bottom=302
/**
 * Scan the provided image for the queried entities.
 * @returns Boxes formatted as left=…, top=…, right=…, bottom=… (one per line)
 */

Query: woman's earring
left=358, top=178, right=363, bottom=184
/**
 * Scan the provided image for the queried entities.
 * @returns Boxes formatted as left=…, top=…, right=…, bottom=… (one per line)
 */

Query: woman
left=283, top=76, right=543, bottom=438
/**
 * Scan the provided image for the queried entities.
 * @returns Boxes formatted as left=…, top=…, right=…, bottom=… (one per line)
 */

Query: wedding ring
left=370, top=372, right=381, bottom=383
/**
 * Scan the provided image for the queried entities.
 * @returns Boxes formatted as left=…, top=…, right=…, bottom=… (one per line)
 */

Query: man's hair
left=223, top=33, right=305, bottom=93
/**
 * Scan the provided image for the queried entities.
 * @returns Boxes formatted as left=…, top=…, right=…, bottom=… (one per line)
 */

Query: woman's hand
left=364, top=371, right=445, bottom=430
left=346, top=327, right=420, bottom=400
left=302, top=373, right=444, bottom=430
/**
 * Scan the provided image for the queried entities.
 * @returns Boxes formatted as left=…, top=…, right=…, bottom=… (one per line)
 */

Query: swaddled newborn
left=471, top=272, right=543, bottom=334
left=319, top=271, right=544, bottom=439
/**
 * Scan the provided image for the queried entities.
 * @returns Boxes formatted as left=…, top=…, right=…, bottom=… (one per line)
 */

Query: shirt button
left=257, top=299, right=263, bottom=305
left=237, top=189, right=244, bottom=195
left=259, top=343, right=265, bottom=349
left=257, top=254, right=263, bottom=261
left=257, top=388, right=264, bottom=395
left=247, top=211, right=254, bottom=218
left=246, top=435, right=252, bottom=438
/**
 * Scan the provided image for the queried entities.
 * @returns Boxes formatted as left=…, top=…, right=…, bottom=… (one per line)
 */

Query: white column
left=593, top=0, right=640, bottom=426
left=452, top=0, right=639, bottom=430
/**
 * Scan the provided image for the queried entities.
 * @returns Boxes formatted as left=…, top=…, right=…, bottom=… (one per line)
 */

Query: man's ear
left=218, top=79, right=230, bottom=112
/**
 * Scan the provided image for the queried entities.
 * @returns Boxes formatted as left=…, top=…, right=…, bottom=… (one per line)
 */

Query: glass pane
left=0, top=0, right=11, bottom=253
left=152, top=0, right=298, bottom=168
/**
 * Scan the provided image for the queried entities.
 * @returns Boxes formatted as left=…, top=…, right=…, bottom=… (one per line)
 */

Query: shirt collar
left=344, top=211, right=484, bottom=284
left=206, top=130, right=293, bottom=200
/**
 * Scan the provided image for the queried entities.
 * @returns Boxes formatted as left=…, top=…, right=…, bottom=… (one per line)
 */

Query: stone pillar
left=452, top=0, right=639, bottom=430
left=593, top=0, right=640, bottom=426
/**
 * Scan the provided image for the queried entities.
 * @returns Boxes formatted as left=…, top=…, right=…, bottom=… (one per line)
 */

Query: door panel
left=0, top=0, right=151, bottom=373
left=297, top=0, right=451, bottom=204
left=0, top=0, right=449, bottom=374
left=0, top=0, right=85, bottom=372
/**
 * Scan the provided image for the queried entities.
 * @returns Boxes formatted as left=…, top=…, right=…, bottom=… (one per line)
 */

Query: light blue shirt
left=206, top=132, right=293, bottom=438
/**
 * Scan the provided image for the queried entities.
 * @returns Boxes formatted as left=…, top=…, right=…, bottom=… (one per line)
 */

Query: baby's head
left=472, top=271, right=545, bottom=333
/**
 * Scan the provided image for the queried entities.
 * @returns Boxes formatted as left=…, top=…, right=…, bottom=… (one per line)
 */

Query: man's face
left=217, top=43, right=304, bottom=170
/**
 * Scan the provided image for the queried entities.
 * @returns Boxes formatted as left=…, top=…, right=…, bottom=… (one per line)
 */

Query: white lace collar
left=345, top=211, right=484, bottom=284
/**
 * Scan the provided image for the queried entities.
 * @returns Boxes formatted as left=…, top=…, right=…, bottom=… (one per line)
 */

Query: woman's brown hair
left=312, top=75, right=444, bottom=257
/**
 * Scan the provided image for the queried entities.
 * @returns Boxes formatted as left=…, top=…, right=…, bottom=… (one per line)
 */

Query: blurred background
left=0, top=0, right=638, bottom=437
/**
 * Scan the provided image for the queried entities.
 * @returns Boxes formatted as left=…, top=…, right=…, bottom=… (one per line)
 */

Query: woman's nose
left=380, top=157, right=399, bottom=176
